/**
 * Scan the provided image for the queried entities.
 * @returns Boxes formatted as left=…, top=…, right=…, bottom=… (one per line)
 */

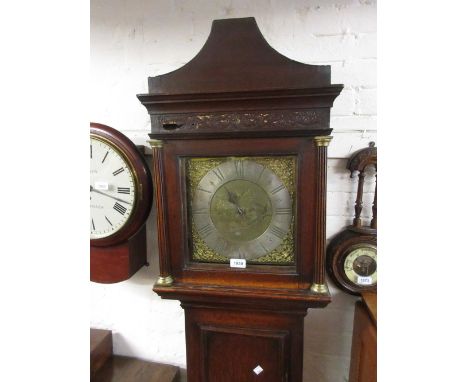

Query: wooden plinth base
left=155, top=283, right=331, bottom=382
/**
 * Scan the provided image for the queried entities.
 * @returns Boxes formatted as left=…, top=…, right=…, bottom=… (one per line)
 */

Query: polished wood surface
left=361, top=292, right=377, bottom=324
left=91, top=329, right=179, bottom=382
left=183, top=302, right=306, bottom=382
left=349, top=294, right=377, bottom=382
left=145, top=17, right=332, bottom=95
left=150, top=142, right=172, bottom=281
left=93, top=356, right=179, bottom=382
left=91, top=329, right=113, bottom=377
left=90, top=226, right=148, bottom=284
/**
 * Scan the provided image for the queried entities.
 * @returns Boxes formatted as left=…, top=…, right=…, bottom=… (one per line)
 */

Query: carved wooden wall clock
left=138, top=18, right=342, bottom=382
left=90, top=122, right=153, bottom=283
left=327, top=142, right=377, bottom=295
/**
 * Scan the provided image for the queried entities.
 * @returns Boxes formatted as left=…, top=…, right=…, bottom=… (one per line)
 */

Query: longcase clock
left=138, top=18, right=343, bottom=382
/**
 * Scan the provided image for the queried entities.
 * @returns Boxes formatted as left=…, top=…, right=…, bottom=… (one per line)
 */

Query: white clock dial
left=90, top=136, right=136, bottom=239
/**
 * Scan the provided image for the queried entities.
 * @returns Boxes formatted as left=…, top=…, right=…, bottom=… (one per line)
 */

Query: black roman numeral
left=113, top=167, right=124, bottom=176
left=198, top=224, right=215, bottom=239
left=275, top=207, right=292, bottom=215
left=197, top=187, right=213, bottom=194
left=270, top=184, right=286, bottom=195
left=212, top=167, right=225, bottom=181
left=260, top=242, right=270, bottom=254
left=105, top=216, right=113, bottom=226
left=92, top=218, right=95, bottom=230
left=234, top=160, right=244, bottom=177
left=117, top=187, right=130, bottom=194
left=269, top=225, right=287, bottom=239
left=102, top=151, right=109, bottom=163
left=257, top=166, right=266, bottom=181
left=113, top=202, right=127, bottom=215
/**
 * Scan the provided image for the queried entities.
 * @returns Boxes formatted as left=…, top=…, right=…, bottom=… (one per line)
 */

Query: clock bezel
left=326, top=229, right=377, bottom=295
left=90, top=122, right=153, bottom=247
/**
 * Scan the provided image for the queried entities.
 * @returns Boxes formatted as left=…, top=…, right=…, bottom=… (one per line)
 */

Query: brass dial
left=191, top=159, right=292, bottom=260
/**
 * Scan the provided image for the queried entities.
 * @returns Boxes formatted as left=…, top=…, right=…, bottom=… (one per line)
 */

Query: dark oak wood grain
left=183, top=302, right=305, bottom=382
left=349, top=294, right=377, bottom=382
left=138, top=17, right=342, bottom=382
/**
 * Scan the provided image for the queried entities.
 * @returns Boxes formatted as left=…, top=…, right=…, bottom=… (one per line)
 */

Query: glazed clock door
left=190, top=158, right=293, bottom=261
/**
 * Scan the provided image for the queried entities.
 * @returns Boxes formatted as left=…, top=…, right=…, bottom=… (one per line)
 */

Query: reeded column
left=148, top=139, right=173, bottom=286
left=311, top=135, right=332, bottom=294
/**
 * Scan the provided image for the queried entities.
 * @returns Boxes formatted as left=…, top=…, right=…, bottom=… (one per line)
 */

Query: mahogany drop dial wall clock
left=90, top=122, right=153, bottom=283
left=138, top=18, right=342, bottom=382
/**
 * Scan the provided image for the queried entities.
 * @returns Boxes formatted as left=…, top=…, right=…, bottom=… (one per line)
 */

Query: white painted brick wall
left=91, top=1, right=377, bottom=381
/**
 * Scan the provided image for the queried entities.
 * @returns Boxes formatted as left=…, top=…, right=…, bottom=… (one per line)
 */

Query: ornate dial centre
left=210, top=179, right=273, bottom=242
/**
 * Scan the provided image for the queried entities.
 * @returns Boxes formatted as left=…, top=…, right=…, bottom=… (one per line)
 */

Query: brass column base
left=310, top=283, right=329, bottom=294
left=155, top=275, right=174, bottom=287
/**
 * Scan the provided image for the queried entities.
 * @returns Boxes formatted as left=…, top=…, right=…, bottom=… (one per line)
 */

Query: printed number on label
left=357, top=276, right=373, bottom=285
left=230, top=259, right=246, bottom=268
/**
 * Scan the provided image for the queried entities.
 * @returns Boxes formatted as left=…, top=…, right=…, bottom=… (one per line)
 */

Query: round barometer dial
left=90, top=136, right=136, bottom=240
left=343, top=245, right=377, bottom=287
left=192, top=159, right=292, bottom=260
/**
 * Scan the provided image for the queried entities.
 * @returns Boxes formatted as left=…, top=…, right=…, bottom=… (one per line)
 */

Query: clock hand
left=90, top=185, right=132, bottom=205
left=225, top=186, right=239, bottom=205
left=224, top=186, right=245, bottom=215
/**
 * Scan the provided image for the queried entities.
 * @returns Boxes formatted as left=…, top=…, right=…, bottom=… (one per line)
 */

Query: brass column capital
left=148, top=139, right=164, bottom=148
left=313, top=136, right=333, bottom=147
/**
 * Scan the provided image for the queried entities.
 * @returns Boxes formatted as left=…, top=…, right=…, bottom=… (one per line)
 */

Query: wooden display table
left=349, top=292, right=377, bottom=382
left=90, top=328, right=179, bottom=382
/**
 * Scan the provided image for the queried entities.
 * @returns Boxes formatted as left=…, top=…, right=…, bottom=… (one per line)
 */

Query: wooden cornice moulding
left=137, top=17, right=343, bottom=140
left=146, top=17, right=332, bottom=95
